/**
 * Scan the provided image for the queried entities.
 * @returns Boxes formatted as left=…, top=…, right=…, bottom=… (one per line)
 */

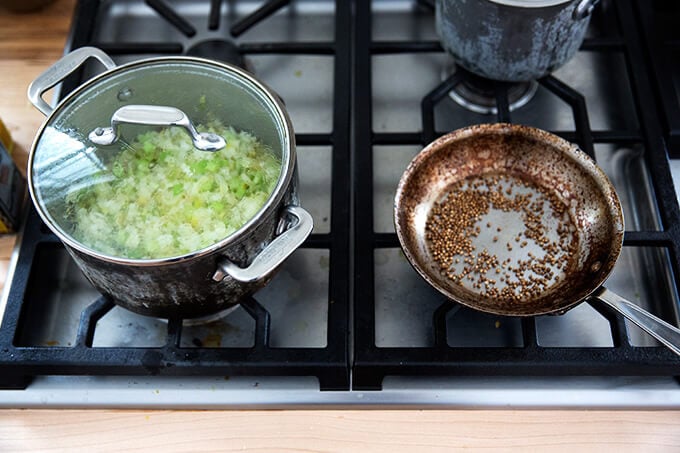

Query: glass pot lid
left=29, top=57, right=294, bottom=261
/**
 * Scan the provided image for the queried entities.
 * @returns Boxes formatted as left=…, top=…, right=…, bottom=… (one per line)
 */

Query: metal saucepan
left=27, top=47, right=312, bottom=319
left=394, top=123, right=680, bottom=355
left=436, top=0, right=599, bottom=82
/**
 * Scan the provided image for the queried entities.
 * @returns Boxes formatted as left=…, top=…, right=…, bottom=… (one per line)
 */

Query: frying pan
left=394, top=123, right=680, bottom=355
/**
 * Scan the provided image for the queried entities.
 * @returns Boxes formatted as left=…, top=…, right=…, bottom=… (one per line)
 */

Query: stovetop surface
left=1, top=0, right=680, bottom=408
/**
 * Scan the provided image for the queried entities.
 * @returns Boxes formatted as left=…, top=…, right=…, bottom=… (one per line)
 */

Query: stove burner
left=443, top=63, right=538, bottom=115
left=186, top=39, right=245, bottom=68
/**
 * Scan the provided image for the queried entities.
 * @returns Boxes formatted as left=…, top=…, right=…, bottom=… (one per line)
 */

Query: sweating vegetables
left=66, top=121, right=281, bottom=259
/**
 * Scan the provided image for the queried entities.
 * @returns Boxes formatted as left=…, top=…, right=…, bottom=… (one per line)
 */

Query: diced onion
left=66, top=121, right=281, bottom=259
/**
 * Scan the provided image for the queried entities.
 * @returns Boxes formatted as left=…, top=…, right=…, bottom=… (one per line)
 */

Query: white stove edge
left=1, top=375, right=680, bottom=409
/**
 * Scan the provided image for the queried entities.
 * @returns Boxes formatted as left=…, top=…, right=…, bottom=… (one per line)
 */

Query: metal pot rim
left=485, top=0, right=573, bottom=7
left=28, top=55, right=297, bottom=266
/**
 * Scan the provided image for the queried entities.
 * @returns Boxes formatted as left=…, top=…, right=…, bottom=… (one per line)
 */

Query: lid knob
left=88, top=105, right=226, bottom=152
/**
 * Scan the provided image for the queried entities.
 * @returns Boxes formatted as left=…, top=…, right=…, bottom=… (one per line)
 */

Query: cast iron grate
left=0, top=0, right=351, bottom=391
left=2, top=0, right=680, bottom=395
left=635, top=0, right=680, bottom=156
left=352, top=0, right=680, bottom=390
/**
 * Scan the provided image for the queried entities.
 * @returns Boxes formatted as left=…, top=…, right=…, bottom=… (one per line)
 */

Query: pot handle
left=573, top=0, right=599, bottom=20
left=591, top=287, right=680, bottom=356
left=88, top=105, right=226, bottom=152
left=212, top=205, right=313, bottom=284
left=28, top=46, right=116, bottom=117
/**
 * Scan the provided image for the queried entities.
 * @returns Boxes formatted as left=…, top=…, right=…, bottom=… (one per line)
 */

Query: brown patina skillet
left=394, top=123, right=680, bottom=355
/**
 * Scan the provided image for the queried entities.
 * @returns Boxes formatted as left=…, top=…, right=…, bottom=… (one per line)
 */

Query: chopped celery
left=65, top=121, right=281, bottom=259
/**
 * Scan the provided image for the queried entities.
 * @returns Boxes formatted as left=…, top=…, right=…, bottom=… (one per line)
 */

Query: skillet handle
left=591, top=287, right=680, bottom=356
left=212, top=205, right=313, bottom=284
left=28, top=46, right=116, bottom=117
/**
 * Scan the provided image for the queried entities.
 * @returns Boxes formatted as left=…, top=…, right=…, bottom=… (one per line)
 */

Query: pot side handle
left=28, top=46, right=116, bottom=117
left=573, top=0, right=600, bottom=20
left=212, top=205, right=313, bottom=284
left=591, top=287, right=680, bottom=356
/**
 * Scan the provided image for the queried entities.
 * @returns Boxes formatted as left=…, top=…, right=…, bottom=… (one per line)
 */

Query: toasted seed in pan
left=425, top=172, right=578, bottom=303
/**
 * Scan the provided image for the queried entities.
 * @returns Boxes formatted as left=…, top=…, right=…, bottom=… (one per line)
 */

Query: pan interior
left=426, top=172, right=578, bottom=304
left=395, top=126, right=624, bottom=316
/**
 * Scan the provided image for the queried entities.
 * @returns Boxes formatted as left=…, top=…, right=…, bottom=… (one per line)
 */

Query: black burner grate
left=1, top=0, right=680, bottom=395
left=352, top=0, right=680, bottom=390
left=636, top=0, right=680, bottom=156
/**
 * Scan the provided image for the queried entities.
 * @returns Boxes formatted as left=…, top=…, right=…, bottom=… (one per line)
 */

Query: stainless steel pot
left=27, top=47, right=312, bottom=319
left=436, top=0, right=599, bottom=82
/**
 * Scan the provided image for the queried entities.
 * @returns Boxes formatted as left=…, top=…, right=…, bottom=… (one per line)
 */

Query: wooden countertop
left=0, top=1, right=679, bottom=450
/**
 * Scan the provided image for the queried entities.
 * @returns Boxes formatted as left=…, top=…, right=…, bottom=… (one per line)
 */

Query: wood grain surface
left=0, top=1, right=679, bottom=450
left=1, top=409, right=680, bottom=452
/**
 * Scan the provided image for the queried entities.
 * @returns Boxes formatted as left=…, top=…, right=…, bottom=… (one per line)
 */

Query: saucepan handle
left=212, top=205, right=313, bottom=284
left=28, top=46, right=116, bottom=117
left=88, top=105, right=226, bottom=152
left=573, top=0, right=600, bottom=20
left=591, top=287, right=680, bottom=356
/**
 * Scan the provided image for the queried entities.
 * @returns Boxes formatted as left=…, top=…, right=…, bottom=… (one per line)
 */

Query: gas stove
left=1, top=0, right=680, bottom=408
